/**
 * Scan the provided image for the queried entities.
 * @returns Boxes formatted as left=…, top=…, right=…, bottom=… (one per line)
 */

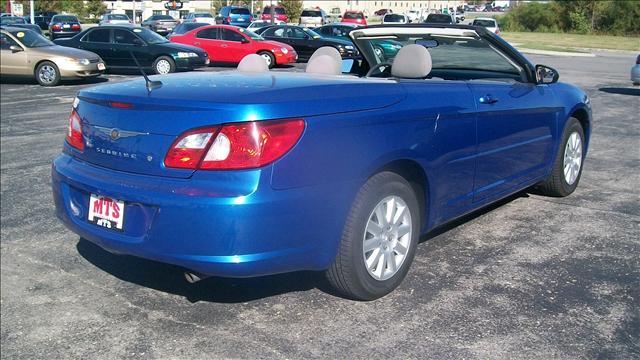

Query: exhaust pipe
left=184, top=271, right=209, bottom=284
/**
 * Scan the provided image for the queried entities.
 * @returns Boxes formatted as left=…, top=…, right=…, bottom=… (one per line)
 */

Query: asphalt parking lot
left=1, top=52, right=639, bottom=359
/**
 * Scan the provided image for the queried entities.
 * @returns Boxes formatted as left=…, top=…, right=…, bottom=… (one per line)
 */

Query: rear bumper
left=52, top=153, right=353, bottom=277
left=51, top=30, right=81, bottom=38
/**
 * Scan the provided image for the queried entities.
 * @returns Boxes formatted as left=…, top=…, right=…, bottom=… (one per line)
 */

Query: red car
left=261, top=5, right=288, bottom=23
left=341, top=10, right=367, bottom=25
left=170, top=25, right=297, bottom=68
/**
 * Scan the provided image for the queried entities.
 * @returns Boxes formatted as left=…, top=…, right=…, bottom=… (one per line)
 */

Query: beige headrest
left=391, top=44, right=432, bottom=79
left=237, top=54, right=269, bottom=72
left=306, top=54, right=341, bottom=75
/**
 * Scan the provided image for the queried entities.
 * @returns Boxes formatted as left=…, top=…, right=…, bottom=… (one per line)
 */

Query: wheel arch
left=32, top=59, right=59, bottom=78
left=571, top=107, right=590, bottom=139
left=372, top=159, right=430, bottom=233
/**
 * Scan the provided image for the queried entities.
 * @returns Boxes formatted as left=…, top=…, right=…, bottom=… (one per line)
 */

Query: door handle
left=479, top=94, right=499, bottom=104
left=220, top=44, right=228, bottom=48
left=194, top=42, right=200, bottom=46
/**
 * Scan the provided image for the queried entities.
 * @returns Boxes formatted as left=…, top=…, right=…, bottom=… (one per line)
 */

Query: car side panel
left=467, top=81, right=561, bottom=202
left=271, top=80, right=478, bottom=232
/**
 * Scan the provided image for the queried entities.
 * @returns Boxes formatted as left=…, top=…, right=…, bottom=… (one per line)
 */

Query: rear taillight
left=227, top=16, right=232, bottom=23
left=66, top=110, right=84, bottom=151
left=496, top=29, right=500, bottom=35
left=71, top=24, right=80, bottom=29
left=52, top=24, right=61, bottom=30
left=165, top=119, right=305, bottom=170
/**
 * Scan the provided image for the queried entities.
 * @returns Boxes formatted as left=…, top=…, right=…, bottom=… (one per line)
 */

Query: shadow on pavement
left=598, top=87, right=640, bottom=96
left=76, top=191, right=530, bottom=303
left=76, top=238, right=322, bottom=303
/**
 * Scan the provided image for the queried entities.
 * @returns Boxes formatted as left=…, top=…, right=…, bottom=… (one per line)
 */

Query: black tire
left=326, top=171, right=421, bottom=300
left=258, top=51, right=276, bottom=69
left=537, top=117, right=585, bottom=197
left=152, top=55, right=176, bottom=75
left=35, top=61, right=61, bottom=86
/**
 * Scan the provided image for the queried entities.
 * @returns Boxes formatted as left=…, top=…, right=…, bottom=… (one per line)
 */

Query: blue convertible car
left=52, top=25, right=591, bottom=300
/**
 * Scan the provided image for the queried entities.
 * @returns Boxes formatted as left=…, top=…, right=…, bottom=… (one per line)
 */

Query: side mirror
left=365, top=16, right=369, bottom=19
left=241, top=37, right=250, bottom=44
left=535, top=64, right=559, bottom=84
left=9, top=45, right=23, bottom=53
left=338, top=15, right=342, bottom=19
left=132, top=38, right=145, bottom=46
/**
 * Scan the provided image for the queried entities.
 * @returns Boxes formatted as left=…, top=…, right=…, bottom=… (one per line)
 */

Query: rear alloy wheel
left=258, top=51, right=275, bottom=69
left=35, top=61, right=61, bottom=86
left=326, top=171, right=420, bottom=300
left=537, top=117, right=585, bottom=197
left=153, top=56, right=175, bottom=75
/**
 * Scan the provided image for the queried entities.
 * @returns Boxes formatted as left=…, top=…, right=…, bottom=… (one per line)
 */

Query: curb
left=516, top=48, right=596, bottom=57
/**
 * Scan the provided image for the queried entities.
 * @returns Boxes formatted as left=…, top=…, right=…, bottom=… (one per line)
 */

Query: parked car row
left=1, top=16, right=501, bottom=86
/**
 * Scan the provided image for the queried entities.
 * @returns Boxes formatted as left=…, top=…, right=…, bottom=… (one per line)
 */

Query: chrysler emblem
left=94, top=126, right=149, bottom=141
left=110, top=129, right=120, bottom=140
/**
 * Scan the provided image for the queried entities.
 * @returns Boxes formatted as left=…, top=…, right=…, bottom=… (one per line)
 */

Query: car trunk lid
left=73, top=71, right=405, bottom=179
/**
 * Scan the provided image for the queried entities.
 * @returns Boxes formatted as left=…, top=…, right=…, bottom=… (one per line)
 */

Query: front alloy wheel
left=35, top=61, right=61, bottom=86
left=537, top=117, right=585, bottom=197
left=563, top=132, right=582, bottom=185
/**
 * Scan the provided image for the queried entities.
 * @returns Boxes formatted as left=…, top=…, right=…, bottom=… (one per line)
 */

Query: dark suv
left=216, top=6, right=253, bottom=28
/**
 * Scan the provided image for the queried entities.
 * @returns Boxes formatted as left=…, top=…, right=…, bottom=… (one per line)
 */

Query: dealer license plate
left=238, top=17, right=244, bottom=21
left=63, top=24, right=70, bottom=28
left=97, top=63, right=106, bottom=70
left=88, top=194, right=125, bottom=231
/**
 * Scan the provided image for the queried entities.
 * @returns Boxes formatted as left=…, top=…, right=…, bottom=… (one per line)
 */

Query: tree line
left=500, top=0, right=640, bottom=36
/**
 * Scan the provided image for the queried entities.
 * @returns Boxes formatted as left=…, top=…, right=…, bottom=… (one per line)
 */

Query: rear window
left=52, top=15, right=78, bottom=23
left=301, top=10, right=322, bottom=17
left=108, top=14, right=129, bottom=20
left=263, top=7, right=286, bottom=15
left=425, top=14, right=452, bottom=23
left=473, top=19, right=497, bottom=27
left=230, top=8, right=251, bottom=15
left=154, top=15, right=174, bottom=20
left=194, top=13, right=213, bottom=18
left=384, top=14, right=406, bottom=22
left=344, top=12, right=364, bottom=20
left=83, top=28, right=110, bottom=43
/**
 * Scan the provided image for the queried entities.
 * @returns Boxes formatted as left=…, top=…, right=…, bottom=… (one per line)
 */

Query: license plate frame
left=88, top=194, right=125, bottom=231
